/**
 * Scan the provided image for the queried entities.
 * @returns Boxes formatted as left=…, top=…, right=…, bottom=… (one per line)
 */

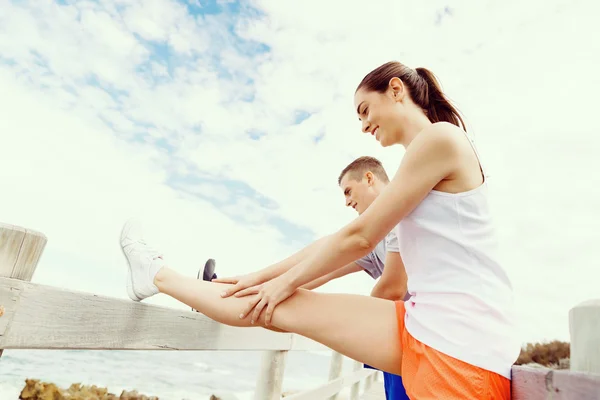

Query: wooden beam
left=0, top=222, right=47, bottom=358
left=511, top=365, right=600, bottom=400
left=327, top=351, right=344, bottom=400
left=0, top=278, right=327, bottom=352
left=0, top=223, right=47, bottom=280
left=254, top=350, right=288, bottom=400
left=284, top=368, right=375, bottom=400
left=350, top=360, right=363, bottom=400
left=570, top=299, right=600, bottom=374
left=360, top=384, right=385, bottom=400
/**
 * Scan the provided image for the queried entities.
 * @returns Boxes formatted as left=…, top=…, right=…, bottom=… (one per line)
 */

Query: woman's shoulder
left=423, top=121, right=466, bottom=141
left=408, top=122, right=465, bottom=159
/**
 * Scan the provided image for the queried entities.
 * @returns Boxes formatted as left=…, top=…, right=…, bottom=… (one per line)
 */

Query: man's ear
left=365, top=171, right=375, bottom=185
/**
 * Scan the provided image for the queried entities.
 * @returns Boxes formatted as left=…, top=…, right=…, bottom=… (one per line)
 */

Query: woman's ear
left=388, top=77, right=405, bottom=101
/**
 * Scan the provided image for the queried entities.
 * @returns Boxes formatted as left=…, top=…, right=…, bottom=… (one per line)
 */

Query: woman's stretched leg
left=156, top=267, right=402, bottom=375
left=122, top=219, right=403, bottom=375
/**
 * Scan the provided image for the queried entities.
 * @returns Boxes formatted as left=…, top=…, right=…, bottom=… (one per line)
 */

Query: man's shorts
left=362, top=366, right=409, bottom=400
left=395, top=301, right=511, bottom=399
left=383, top=372, right=409, bottom=400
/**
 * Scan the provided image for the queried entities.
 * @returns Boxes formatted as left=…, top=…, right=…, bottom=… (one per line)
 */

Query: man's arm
left=370, top=251, right=408, bottom=301
left=301, top=262, right=362, bottom=290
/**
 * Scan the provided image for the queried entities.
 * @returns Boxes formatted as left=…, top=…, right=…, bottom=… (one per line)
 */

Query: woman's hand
left=239, top=273, right=297, bottom=326
left=213, top=271, right=268, bottom=298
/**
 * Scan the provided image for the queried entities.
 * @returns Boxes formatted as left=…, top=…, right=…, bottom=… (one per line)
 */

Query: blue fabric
left=363, top=365, right=409, bottom=399
left=383, top=372, right=409, bottom=400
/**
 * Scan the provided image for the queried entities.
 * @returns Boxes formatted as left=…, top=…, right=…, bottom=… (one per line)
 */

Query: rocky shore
left=18, top=379, right=247, bottom=400
left=19, top=379, right=159, bottom=400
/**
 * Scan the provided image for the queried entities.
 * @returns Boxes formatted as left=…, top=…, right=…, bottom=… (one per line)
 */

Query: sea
left=0, top=349, right=357, bottom=399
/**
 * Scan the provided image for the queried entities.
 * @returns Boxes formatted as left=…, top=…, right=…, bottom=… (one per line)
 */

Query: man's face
left=339, top=172, right=377, bottom=215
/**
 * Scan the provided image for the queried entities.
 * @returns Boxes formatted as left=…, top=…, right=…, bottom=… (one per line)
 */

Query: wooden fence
left=1, top=222, right=600, bottom=399
left=0, top=222, right=378, bottom=399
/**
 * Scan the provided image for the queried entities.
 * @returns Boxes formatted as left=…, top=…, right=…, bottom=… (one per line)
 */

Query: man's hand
left=213, top=271, right=268, bottom=298
left=239, top=273, right=297, bottom=326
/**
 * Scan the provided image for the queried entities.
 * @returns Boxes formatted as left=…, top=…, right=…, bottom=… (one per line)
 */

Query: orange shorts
left=395, top=301, right=510, bottom=399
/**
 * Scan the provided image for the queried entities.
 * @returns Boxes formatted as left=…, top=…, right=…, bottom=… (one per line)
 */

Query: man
left=327, top=156, right=408, bottom=400
left=300, top=156, right=408, bottom=304
left=206, top=156, right=409, bottom=399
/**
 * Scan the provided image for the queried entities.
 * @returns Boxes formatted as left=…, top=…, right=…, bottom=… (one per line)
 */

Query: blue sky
left=1, top=0, right=599, bottom=348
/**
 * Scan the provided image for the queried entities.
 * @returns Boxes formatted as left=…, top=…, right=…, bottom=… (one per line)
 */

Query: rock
left=558, top=357, right=570, bottom=370
left=19, top=379, right=62, bottom=400
left=208, top=393, right=239, bottom=400
left=19, top=379, right=159, bottom=399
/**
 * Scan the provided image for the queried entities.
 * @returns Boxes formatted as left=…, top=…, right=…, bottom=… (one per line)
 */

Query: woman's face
left=354, top=79, right=408, bottom=147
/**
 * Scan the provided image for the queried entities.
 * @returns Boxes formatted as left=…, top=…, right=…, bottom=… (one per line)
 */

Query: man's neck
left=372, top=182, right=387, bottom=196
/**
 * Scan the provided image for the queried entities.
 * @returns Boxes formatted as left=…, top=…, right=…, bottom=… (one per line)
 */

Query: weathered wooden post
left=569, top=299, right=600, bottom=374
left=0, top=223, right=47, bottom=357
left=254, top=350, right=288, bottom=400
left=327, top=351, right=343, bottom=400
left=364, top=373, right=373, bottom=391
left=350, top=360, right=362, bottom=400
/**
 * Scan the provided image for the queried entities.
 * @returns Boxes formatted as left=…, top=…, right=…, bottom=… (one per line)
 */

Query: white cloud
left=1, top=0, right=599, bottom=346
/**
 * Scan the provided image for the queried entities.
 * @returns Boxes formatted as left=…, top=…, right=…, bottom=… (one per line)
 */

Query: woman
left=121, top=61, right=521, bottom=399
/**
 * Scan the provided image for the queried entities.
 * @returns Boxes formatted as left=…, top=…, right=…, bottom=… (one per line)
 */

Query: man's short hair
left=338, top=156, right=390, bottom=185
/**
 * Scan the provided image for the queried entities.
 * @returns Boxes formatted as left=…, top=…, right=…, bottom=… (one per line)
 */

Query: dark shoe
left=192, top=258, right=217, bottom=312
left=202, top=258, right=217, bottom=281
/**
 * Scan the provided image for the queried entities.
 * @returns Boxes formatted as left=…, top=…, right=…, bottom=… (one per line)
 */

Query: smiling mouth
left=372, top=127, right=379, bottom=137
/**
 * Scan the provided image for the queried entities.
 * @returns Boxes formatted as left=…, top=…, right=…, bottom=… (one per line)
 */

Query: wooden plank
left=350, top=360, right=362, bottom=400
left=0, top=223, right=26, bottom=277
left=0, top=222, right=47, bottom=358
left=511, top=365, right=600, bottom=400
left=328, top=351, right=344, bottom=400
left=12, top=227, right=47, bottom=281
left=0, top=278, right=325, bottom=351
left=254, top=350, right=287, bottom=400
left=0, top=279, right=21, bottom=335
left=360, top=383, right=385, bottom=400
left=284, top=369, right=376, bottom=400
left=570, top=299, right=600, bottom=374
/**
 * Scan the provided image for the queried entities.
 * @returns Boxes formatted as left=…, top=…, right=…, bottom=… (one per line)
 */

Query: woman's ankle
left=153, top=266, right=171, bottom=290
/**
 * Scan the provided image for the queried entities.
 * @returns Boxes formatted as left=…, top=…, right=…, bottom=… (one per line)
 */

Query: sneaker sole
left=120, top=219, right=142, bottom=302
left=202, top=258, right=216, bottom=281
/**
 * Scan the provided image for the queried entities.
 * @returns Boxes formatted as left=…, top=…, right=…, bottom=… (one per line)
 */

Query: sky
left=0, top=0, right=598, bottom=346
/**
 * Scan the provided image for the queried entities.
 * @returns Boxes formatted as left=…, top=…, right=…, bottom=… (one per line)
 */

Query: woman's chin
left=378, top=134, right=401, bottom=148
left=378, top=138, right=392, bottom=147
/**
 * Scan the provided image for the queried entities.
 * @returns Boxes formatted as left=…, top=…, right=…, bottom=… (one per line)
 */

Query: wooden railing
left=511, top=296, right=600, bottom=399
left=1, top=222, right=600, bottom=399
left=0, top=222, right=377, bottom=399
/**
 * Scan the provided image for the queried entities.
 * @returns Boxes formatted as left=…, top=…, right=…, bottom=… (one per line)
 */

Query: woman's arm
left=286, top=123, right=461, bottom=288
left=243, top=123, right=463, bottom=326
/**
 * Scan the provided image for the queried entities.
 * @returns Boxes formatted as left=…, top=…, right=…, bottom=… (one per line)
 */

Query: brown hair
left=356, top=61, right=466, bottom=131
left=338, top=156, right=390, bottom=185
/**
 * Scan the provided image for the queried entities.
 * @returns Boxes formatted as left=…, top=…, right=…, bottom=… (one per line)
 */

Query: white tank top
left=397, top=131, right=521, bottom=379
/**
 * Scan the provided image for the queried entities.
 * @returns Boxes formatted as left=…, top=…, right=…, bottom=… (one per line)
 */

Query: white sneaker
left=120, top=218, right=164, bottom=301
